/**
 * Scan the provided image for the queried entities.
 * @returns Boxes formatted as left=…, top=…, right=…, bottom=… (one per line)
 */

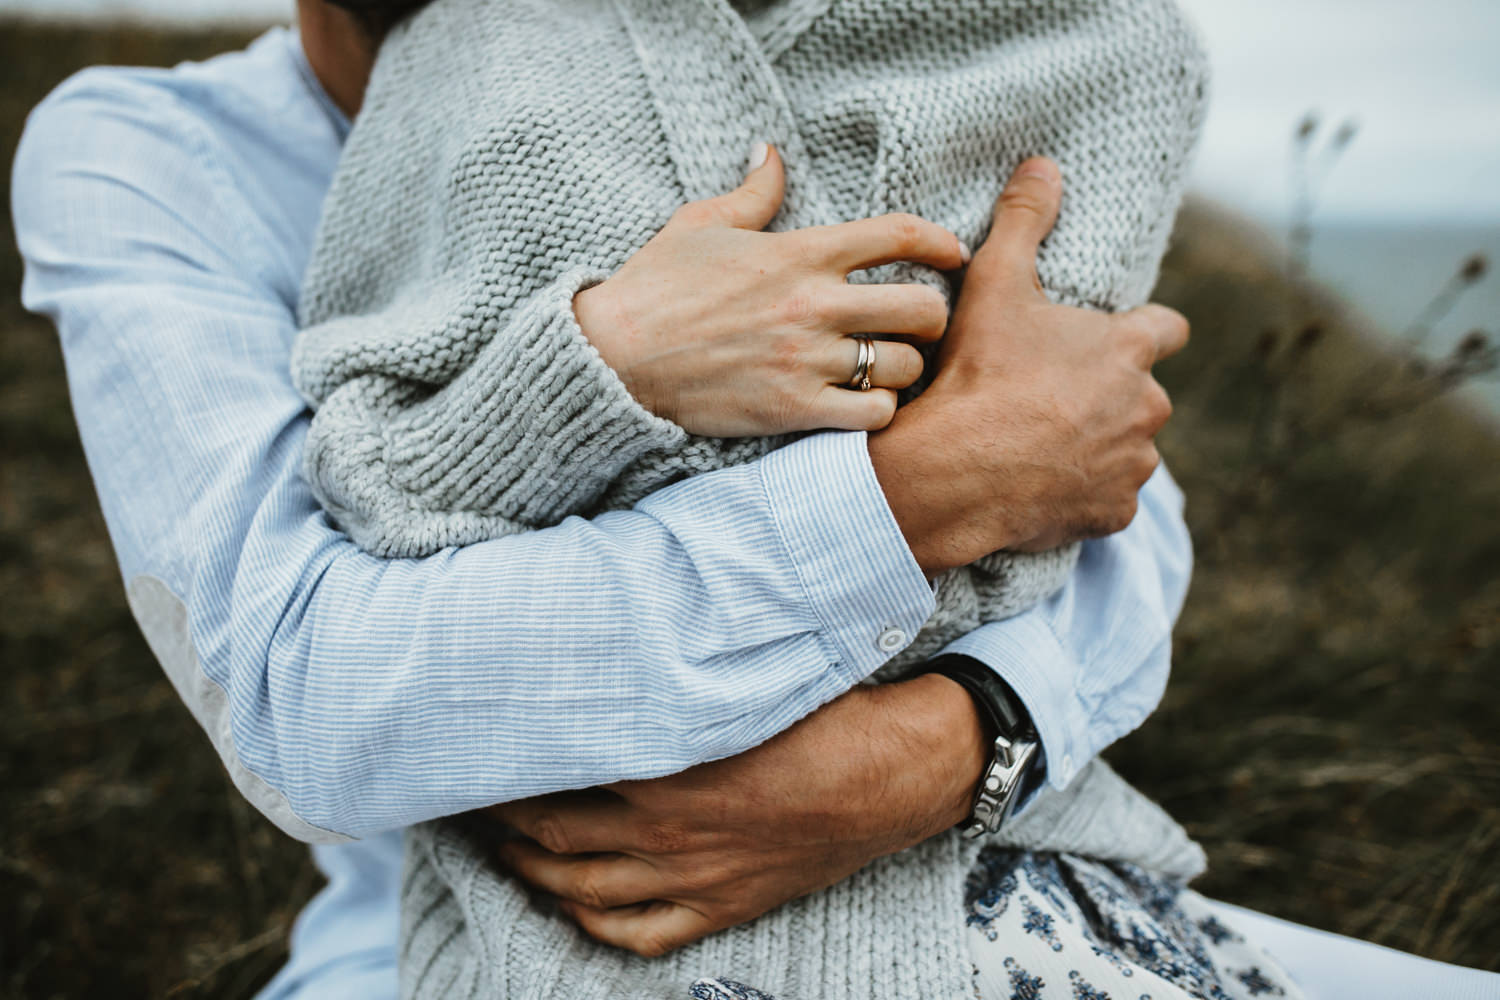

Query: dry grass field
left=2, top=20, right=1497, bottom=999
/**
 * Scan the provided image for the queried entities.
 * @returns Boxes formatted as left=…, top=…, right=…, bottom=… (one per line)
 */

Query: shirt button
left=876, top=627, right=908, bottom=653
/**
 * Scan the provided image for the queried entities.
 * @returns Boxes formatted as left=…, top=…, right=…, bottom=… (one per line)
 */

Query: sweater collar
left=611, top=0, right=836, bottom=227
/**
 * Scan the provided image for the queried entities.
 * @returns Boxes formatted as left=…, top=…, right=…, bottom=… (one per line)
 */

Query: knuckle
left=1147, top=382, right=1174, bottom=426
left=672, top=201, right=712, bottom=227
left=885, top=213, right=927, bottom=254
left=915, top=286, right=949, bottom=333
left=687, top=198, right=736, bottom=228
left=632, top=931, right=678, bottom=959
left=1076, top=516, right=1112, bottom=541
left=891, top=345, right=925, bottom=387
left=998, top=185, right=1047, bottom=220
left=1145, top=301, right=1186, bottom=329
left=1119, top=322, right=1156, bottom=366
left=531, top=812, right=573, bottom=855
left=865, top=390, right=898, bottom=430
left=1084, top=493, right=1138, bottom=538
left=1076, top=519, right=1109, bottom=541
left=1140, top=445, right=1163, bottom=483
left=1165, top=308, right=1190, bottom=343
left=641, top=821, right=691, bottom=855
left=676, top=858, right=730, bottom=894
left=778, top=291, right=823, bottom=328
left=1136, top=305, right=1190, bottom=357
left=572, top=869, right=609, bottom=911
left=1095, top=511, right=1130, bottom=537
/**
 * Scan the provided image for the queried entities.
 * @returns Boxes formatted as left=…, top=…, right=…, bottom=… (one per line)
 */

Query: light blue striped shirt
left=11, top=27, right=1192, bottom=999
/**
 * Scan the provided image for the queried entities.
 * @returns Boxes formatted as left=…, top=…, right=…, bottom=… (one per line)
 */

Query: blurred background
left=2, top=0, right=1496, bottom=996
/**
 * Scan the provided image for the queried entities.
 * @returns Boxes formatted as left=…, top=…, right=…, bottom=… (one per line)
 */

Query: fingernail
left=1018, top=158, right=1058, bottom=181
left=958, top=240, right=973, bottom=265
left=747, top=141, right=769, bottom=172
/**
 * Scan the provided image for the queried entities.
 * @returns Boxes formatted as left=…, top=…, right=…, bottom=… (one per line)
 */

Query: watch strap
left=925, top=654, right=1041, bottom=838
left=926, top=654, right=1034, bottom=743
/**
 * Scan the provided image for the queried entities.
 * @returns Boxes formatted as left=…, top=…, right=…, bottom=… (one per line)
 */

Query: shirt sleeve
left=11, top=76, right=936, bottom=843
left=939, top=462, right=1193, bottom=799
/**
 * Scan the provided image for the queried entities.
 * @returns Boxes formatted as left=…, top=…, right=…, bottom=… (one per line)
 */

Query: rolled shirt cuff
left=939, top=607, right=1083, bottom=801
left=758, top=430, right=936, bottom=684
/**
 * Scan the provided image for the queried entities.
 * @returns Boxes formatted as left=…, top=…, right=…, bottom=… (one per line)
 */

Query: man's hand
left=485, top=673, right=987, bottom=957
left=871, top=157, right=1189, bottom=575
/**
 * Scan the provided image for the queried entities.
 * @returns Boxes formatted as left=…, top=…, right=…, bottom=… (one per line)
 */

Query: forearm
left=940, top=462, right=1192, bottom=796
left=111, top=402, right=932, bottom=841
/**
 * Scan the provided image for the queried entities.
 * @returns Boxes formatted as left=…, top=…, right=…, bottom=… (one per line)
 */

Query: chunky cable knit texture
left=293, top=0, right=1209, bottom=994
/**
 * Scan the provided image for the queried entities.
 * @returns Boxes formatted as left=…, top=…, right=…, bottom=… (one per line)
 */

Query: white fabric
left=1204, top=901, right=1500, bottom=1000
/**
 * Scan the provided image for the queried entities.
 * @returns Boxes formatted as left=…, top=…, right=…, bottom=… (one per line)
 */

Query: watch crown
left=994, top=735, right=1016, bottom=768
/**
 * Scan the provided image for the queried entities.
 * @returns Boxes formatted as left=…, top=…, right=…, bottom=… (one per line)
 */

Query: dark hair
left=325, top=0, right=437, bottom=38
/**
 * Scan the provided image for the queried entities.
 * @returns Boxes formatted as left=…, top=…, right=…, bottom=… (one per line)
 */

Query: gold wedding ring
left=847, top=336, right=875, bottom=391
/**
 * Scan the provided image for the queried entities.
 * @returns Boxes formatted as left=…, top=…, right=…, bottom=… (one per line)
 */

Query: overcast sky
left=1182, top=0, right=1499, bottom=228
left=4, top=0, right=1498, bottom=229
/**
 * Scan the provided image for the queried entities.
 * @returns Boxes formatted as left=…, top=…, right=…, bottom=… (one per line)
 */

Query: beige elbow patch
left=125, top=574, right=352, bottom=845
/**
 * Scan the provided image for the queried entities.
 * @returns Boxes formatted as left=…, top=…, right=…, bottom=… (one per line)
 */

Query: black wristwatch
left=925, top=654, right=1041, bottom=839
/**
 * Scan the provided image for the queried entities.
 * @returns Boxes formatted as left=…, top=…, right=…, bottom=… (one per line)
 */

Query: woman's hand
left=485, top=673, right=986, bottom=957
left=572, top=143, right=968, bottom=437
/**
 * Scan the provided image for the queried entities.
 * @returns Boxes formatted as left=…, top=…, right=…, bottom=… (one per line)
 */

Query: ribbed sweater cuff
left=382, top=268, right=688, bottom=525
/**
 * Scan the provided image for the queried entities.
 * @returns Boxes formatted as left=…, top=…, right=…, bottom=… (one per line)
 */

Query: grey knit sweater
left=292, top=0, right=1210, bottom=994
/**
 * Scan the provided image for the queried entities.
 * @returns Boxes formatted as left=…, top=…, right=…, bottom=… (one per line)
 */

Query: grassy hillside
left=1125, top=199, right=1499, bottom=963
left=2, top=20, right=1496, bottom=999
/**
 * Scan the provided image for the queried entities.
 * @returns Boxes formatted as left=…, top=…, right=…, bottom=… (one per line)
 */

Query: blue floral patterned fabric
left=683, top=849, right=1303, bottom=1000
left=689, top=978, right=782, bottom=1000
left=964, top=849, right=1304, bottom=1000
